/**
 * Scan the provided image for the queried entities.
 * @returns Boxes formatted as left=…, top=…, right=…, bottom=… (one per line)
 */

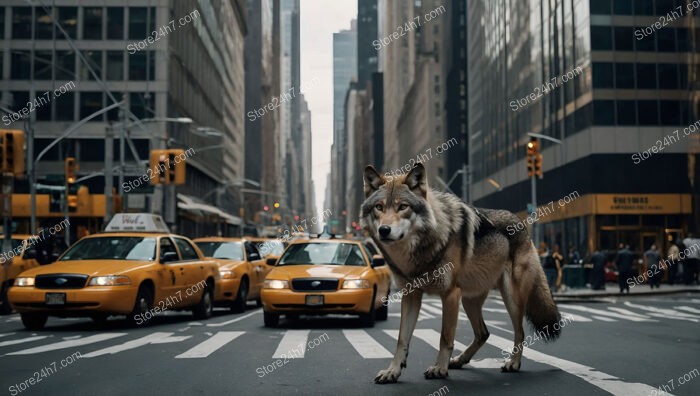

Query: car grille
left=291, top=278, right=339, bottom=292
left=35, top=274, right=89, bottom=289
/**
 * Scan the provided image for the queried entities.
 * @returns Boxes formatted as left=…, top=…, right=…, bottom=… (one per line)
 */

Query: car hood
left=268, top=264, right=369, bottom=280
left=212, top=259, right=246, bottom=270
left=17, top=260, right=154, bottom=278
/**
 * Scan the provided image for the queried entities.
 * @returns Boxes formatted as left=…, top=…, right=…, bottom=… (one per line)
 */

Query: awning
left=177, top=194, right=241, bottom=225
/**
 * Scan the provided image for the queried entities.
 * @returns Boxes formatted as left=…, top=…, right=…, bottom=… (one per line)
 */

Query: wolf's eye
left=398, top=204, right=409, bottom=211
left=374, top=204, right=384, bottom=212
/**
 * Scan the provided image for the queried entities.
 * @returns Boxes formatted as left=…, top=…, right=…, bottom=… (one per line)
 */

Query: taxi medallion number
left=305, top=295, right=323, bottom=306
left=45, top=293, right=66, bottom=306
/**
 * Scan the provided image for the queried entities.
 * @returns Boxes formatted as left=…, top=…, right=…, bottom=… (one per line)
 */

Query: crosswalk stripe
left=563, top=305, right=655, bottom=322
left=272, top=330, right=309, bottom=359
left=152, top=336, right=192, bottom=344
left=175, top=331, right=244, bottom=359
left=421, top=302, right=468, bottom=321
left=486, top=333, right=668, bottom=395
left=558, top=312, right=593, bottom=322
left=0, top=335, right=49, bottom=347
left=675, top=306, right=700, bottom=315
left=605, top=307, right=653, bottom=320
left=0, top=333, right=16, bottom=339
left=7, top=333, right=127, bottom=355
left=591, top=315, right=616, bottom=322
left=206, top=309, right=261, bottom=327
left=384, top=329, right=467, bottom=353
left=342, top=330, right=392, bottom=358
left=624, top=302, right=700, bottom=322
left=82, top=333, right=175, bottom=357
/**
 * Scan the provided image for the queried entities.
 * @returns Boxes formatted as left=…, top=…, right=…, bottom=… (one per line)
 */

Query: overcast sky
left=299, top=0, right=357, bottom=225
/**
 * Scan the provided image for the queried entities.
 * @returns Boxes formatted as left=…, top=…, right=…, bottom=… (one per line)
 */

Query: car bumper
left=214, top=278, right=242, bottom=302
left=8, top=286, right=138, bottom=316
left=261, top=288, right=373, bottom=315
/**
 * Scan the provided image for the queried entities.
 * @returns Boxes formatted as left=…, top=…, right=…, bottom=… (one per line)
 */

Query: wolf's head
left=359, top=163, right=430, bottom=244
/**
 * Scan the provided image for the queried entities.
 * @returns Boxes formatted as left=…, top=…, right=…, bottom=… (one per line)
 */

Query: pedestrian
left=539, top=242, right=558, bottom=294
left=644, top=244, right=662, bottom=289
left=666, top=240, right=680, bottom=285
left=682, top=235, right=700, bottom=285
left=552, top=244, right=565, bottom=291
left=615, top=244, right=634, bottom=293
left=589, top=249, right=606, bottom=290
left=568, top=245, right=581, bottom=265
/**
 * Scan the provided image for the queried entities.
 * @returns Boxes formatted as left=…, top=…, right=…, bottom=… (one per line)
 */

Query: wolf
left=360, top=163, right=561, bottom=384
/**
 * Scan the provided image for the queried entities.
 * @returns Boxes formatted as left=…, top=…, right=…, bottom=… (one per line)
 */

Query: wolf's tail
left=525, top=260, right=562, bottom=342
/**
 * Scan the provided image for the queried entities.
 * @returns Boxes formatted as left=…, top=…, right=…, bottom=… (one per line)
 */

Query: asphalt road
left=1, top=293, right=699, bottom=396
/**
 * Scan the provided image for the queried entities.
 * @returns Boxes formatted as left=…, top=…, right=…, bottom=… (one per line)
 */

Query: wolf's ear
left=404, top=163, right=428, bottom=196
left=363, top=165, right=385, bottom=197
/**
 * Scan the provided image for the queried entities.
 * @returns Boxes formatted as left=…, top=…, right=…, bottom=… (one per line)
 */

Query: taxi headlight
left=88, top=275, right=131, bottom=286
left=342, top=279, right=370, bottom=289
left=219, top=270, right=236, bottom=279
left=263, top=279, right=289, bottom=289
left=14, top=277, right=35, bottom=287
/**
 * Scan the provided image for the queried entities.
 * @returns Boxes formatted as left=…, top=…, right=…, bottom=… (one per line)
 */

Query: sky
left=299, top=0, right=357, bottom=227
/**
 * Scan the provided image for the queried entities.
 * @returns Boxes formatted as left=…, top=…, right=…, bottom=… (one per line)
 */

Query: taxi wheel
left=129, top=286, right=153, bottom=327
left=193, top=283, right=214, bottom=320
left=21, top=313, right=48, bottom=330
left=263, top=311, right=279, bottom=327
left=359, top=290, right=377, bottom=327
left=0, top=283, right=11, bottom=315
left=231, top=278, right=249, bottom=313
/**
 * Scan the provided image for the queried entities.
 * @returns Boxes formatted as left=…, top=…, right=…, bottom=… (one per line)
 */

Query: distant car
left=9, top=214, right=219, bottom=330
left=260, top=238, right=392, bottom=327
left=193, top=237, right=274, bottom=312
left=1, top=235, right=41, bottom=314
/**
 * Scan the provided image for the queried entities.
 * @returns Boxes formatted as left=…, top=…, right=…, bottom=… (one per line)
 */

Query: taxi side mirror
left=371, top=256, right=385, bottom=268
left=22, top=247, right=37, bottom=259
left=160, top=251, right=179, bottom=264
left=266, top=257, right=277, bottom=266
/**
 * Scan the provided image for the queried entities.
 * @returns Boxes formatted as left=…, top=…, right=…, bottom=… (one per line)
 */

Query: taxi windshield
left=277, top=243, right=365, bottom=266
left=59, top=237, right=157, bottom=261
left=195, top=242, right=244, bottom=260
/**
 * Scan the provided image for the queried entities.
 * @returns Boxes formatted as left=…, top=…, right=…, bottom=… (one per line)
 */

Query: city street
left=1, top=293, right=699, bottom=396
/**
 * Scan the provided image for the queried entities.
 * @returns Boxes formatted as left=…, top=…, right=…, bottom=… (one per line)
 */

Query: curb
left=553, top=287, right=700, bottom=299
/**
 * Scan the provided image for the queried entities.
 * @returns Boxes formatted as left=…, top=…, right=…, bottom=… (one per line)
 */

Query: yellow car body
left=1, top=235, right=41, bottom=314
left=8, top=214, right=220, bottom=329
left=193, top=237, right=273, bottom=312
left=261, top=238, right=392, bottom=327
left=245, top=237, right=287, bottom=260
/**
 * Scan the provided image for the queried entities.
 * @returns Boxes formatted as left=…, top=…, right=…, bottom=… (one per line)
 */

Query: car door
left=244, top=241, right=265, bottom=297
left=158, top=236, right=185, bottom=306
left=173, top=237, right=207, bottom=305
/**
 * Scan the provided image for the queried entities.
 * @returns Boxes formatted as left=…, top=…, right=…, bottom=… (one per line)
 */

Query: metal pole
left=63, top=181, right=69, bottom=246
left=105, top=127, right=114, bottom=224
left=27, top=118, right=35, bottom=233
left=239, top=187, right=244, bottom=237
left=118, top=99, right=126, bottom=207
left=2, top=173, right=13, bottom=256
left=531, top=173, right=539, bottom=246
left=462, top=164, right=468, bottom=202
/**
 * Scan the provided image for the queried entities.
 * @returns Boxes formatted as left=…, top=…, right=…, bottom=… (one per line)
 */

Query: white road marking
left=175, top=331, right=244, bottom=359
left=421, top=302, right=467, bottom=321
left=563, top=305, right=656, bottom=322
left=272, top=330, right=309, bottom=359
left=675, top=306, right=700, bottom=315
left=0, top=335, right=49, bottom=347
left=5, top=317, right=20, bottom=322
left=342, top=330, right=393, bottom=358
left=7, top=333, right=126, bottom=355
left=0, top=333, right=15, bottom=338
left=483, top=307, right=509, bottom=314
left=188, top=322, right=204, bottom=326
left=487, top=333, right=669, bottom=396
left=206, top=309, right=261, bottom=327
left=384, top=329, right=467, bottom=354
left=605, top=307, right=653, bottom=320
left=591, top=315, right=616, bottom=322
left=557, top=311, right=593, bottom=322
left=469, top=358, right=506, bottom=369
left=151, top=336, right=192, bottom=344
left=178, top=327, right=191, bottom=332
left=62, top=335, right=82, bottom=340
left=82, top=333, right=175, bottom=357
left=624, top=302, right=700, bottom=322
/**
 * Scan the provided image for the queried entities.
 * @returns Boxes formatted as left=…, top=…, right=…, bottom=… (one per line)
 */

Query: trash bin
left=563, top=264, right=586, bottom=288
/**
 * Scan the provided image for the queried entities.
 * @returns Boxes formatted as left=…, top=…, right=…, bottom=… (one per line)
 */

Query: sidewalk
left=552, top=283, right=700, bottom=299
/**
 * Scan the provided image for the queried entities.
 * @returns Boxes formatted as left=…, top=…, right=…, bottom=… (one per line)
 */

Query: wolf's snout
left=378, top=225, right=392, bottom=238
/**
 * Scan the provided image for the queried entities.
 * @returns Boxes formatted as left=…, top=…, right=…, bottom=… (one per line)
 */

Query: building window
left=658, top=63, right=679, bottom=89
left=80, top=50, right=102, bottom=81
left=80, top=92, right=103, bottom=120
left=107, top=92, right=120, bottom=121
left=36, top=91, right=52, bottom=121
left=616, top=100, right=636, bottom=125
left=657, top=28, right=676, bottom=52
left=35, top=7, right=54, bottom=39
left=636, top=63, right=657, bottom=89
left=592, top=62, right=614, bottom=88
left=107, top=8, right=124, bottom=39
left=590, top=0, right=612, bottom=15
left=593, top=100, right=615, bottom=125
left=83, top=7, right=103, bottom=40
left=677, top=28, right=690, bottom=52
left=635, top=27, right=656, bottom=51
left=655, top=0, right=676, bottom=15
left=12, top=7, right=32, bottom=39
left=130, top=92, right=153, bottom=119
left=34, top=50, right=53, bottom=80
left=634, top=0, right=654, bottom=15
left=128, top=7, right=155, bottom=40
left=613, top=0, right=633, bottom=15
left=10, top=91, right=29, bottom=113
left=10, top=50, right=31, bottom=79
left=56, top=50, right=76, bottom=80
left=0, top=7, right=5, bottom=39
left=615, top=63, right=635, bottom=88
left=58, top=7, right=78, bottom=39
left=590, top=26, right=612, bottom=50
left=106, top=51, right=124, bottom=80
left=637, top=100, right=659, bottom=125
left=55, top=92, right=75, bottom=121
left=659, top=101, right=681, bottom=125
left=613, top=27, right=634, bottom=51
left=129, top=51, right=155, bottom=80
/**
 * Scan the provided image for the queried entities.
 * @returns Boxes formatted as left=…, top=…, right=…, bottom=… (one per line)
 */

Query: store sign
left=596, top=194, right=691, bottom=214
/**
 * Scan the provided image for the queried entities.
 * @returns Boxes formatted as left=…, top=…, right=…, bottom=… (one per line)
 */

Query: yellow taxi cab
left=1, top=235, right=41, bottom=314
left=261, top=238, right=392, bottom=327
left=246, top=237, right=287, bottom=261
left=193, top=237, right=274, bottom=312
left=8, top=214, right=219, bottom=330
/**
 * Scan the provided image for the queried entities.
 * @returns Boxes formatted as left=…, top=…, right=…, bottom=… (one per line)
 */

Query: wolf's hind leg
left=499, top=270, right=526, bottom=372
left=448, top=291, right=489, bottom=369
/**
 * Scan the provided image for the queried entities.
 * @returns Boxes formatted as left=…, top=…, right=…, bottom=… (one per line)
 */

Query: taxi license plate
left=45, top=293, right=66, bottom=306
left=305, top=295, right=323, bottom=306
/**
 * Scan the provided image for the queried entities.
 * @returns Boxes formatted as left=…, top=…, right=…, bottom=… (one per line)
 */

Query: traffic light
left=168, top=149, right=186, bottom=185
left=273, top=202, right=280, bottom=209
left=65, top=157, right=78, bottom=184
left=526, top=137, right=538, bottom=156
left=526, top=137, right=539, bottom=177
left=67, top=194, right=78, bottom=212
left=527, top=155, right=535, bottom=177
left=0, top=129, right=25, bottom=175
left=535, top=154, right=543, bottom=178
left=149, top=149, right=186, bottom=185
left=149, top=150, right=167, bottom=185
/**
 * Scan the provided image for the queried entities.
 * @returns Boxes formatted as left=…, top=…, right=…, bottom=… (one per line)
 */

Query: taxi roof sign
left=105, top=214, right=170, bottom=233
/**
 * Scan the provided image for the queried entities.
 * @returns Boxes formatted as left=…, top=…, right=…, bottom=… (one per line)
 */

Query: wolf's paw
left=501, top=359, right=521, bottom=373
left=448, top=356, right=465, bottom=369
left=374, top=368, right=401, bottom=384
left=424, top=365, right=449, bottom=379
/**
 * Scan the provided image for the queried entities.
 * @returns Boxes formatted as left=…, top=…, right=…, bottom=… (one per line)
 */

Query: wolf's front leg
left=425, top=287, right=460, bottom=379
left=374, top=290, right=423, bottom=384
